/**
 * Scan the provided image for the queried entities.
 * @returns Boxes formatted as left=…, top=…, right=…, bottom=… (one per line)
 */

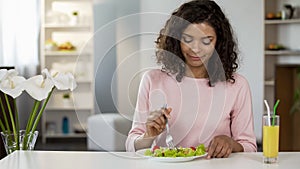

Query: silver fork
left=162, top=104, right=175, bottom=149
left=165, top=117, right=175, bottom=149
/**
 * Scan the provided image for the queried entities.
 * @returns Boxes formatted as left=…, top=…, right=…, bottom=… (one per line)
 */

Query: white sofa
left=87, top=113, right=132, bottom=151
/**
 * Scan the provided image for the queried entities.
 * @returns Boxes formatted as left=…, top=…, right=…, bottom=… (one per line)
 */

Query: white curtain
left=0, top=0, right=40, bottom=129
left=0, top=0, right=40, bottom=77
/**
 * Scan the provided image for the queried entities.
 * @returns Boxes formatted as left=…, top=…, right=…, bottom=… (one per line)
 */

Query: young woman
left=126, top=0, right=257, bottom=158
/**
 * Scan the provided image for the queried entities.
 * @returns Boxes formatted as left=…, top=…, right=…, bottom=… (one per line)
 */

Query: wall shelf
left=40, top=0, right=94, bottom=143
left=45, top=133, right=86, bottom=138
left=45, top=107, right=91, bottom=111
left=43, top=24, right=91, bottom=29
left=265, top=19, right=300, bottom=24
left=264, top=80, right=275, bottom=86
left=45, top=51, right=91, bottom=56
left=265, top=50, right=300, bottom=56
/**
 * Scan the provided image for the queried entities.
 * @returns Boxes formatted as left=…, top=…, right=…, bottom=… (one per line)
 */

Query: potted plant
left=62, top=92, right=72, bottom=106
left=69, top=11, right=79, bottom=25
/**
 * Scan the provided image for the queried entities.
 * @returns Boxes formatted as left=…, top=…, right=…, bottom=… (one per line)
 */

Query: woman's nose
left=190, top=41, right=202, bottom=53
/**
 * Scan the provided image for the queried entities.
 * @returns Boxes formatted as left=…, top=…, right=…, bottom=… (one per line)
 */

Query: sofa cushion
left=87, top=113, right=132, bottom=151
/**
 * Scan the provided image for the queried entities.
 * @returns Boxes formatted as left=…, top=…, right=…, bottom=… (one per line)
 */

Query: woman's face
left=180, top=22, right=217, bottom=69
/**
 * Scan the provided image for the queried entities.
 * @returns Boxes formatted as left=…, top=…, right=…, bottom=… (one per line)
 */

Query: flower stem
left=0, top=119, right=6, bottom=132
left=31, top=87, right=54, bottom=133
left=4, top=94, right=18, bottom=149
left=23, top=100, right=41, bottom=150
left=0, top=96, right=10, bottom=133
left=26, top=101, right=41, bottom=132
left=13, top=99, right=20, bottom=135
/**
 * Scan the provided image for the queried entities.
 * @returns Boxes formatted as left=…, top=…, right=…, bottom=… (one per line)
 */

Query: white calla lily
left=0, top=73, right=26, bottom=98
left=42, top=69, right=77, bottom=91
left=0, top=69, right=19, bottom=81
left=52, top=72, right=77, bottom=91
left=41, top=68, right=51, bottom=79
left=7, top=69, right=18, bottom=77
left=0, top=69, right=8, bottom=81
left=24, top=75, right=54, bottom=101
left=0, top=69, right=19, bottom=82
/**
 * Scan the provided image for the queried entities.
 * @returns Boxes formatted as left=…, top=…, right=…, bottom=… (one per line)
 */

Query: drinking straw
left=272, top=99, right=280, bottom=126
left=264, top=100, right=271, bottom=126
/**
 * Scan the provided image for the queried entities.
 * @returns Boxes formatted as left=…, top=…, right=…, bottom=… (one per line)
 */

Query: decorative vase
left=69, top=11, right=79, bottom=25
left=62, top=98, right=72, bottom=107
left=0, top=130, right=38, bottom=155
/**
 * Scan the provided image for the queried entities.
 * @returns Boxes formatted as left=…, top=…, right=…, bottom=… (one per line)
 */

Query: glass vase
left=1, top=130, right=38, bottom=155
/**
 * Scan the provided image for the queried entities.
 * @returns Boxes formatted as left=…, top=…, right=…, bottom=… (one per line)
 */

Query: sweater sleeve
left=231, top=76, right=257, bottom=152
left=125, top=72, right=151, bottom=152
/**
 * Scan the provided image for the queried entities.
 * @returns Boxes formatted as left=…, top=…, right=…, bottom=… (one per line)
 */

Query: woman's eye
left=182, top=36, right=193, bottom=43
left=202, top=38, right=212, bottom=45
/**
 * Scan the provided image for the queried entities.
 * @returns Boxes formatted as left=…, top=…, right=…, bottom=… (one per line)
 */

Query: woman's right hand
left=144, top=107, right=172, bottom=138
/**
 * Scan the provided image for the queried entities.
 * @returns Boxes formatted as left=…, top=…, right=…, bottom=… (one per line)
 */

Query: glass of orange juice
left=263, top=115, right=280, bottom=164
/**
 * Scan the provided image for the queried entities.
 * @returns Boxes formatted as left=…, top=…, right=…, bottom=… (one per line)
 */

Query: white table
left=0, top=151, right=299, bottom=169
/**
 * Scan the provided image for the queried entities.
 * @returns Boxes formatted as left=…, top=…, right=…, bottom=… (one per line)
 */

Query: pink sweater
left=126, top=69, right=257, bottom=152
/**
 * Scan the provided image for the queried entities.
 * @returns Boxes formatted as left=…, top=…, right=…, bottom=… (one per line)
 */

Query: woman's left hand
left=206, top=135, right=239, bottom=159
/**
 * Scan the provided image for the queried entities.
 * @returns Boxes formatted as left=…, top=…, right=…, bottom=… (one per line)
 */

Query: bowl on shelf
left=267, top=43, right=286, bottom=50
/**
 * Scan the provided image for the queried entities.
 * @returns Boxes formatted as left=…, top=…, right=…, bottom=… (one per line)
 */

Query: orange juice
left=263, top=125, right=279, bottom=157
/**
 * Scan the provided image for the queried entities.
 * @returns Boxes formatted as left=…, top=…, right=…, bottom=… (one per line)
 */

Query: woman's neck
left=185, top=66, right=208, bottom=79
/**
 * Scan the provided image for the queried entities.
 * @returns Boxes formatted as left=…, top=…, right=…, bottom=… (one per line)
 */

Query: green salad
left=144, top=144, right=206, bottom=157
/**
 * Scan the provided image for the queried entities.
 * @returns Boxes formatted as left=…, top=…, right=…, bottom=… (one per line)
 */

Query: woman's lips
left=189, top=54, right=202, bottom=61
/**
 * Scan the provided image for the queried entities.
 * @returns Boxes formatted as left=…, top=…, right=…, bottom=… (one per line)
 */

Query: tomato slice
left=190, top=146, right=196, bottom=151
left=152, top=145, right=160, bottom=152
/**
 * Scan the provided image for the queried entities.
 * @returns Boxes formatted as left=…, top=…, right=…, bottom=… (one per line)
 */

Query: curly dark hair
left=155, top=0, right=238, bottom=86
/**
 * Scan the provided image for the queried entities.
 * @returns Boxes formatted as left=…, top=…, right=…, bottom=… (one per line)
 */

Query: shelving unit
left=264, top=0, right=300, bottom=107
left=40, top=0, right=94, bottom=143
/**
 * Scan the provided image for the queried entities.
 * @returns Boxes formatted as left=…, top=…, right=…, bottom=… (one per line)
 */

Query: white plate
left=136, top=149, right=207, bottom=162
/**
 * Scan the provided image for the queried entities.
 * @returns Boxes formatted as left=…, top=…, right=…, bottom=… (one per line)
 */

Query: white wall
left=139, top=0, right=185, bottom=68
left=93, top=0, right=118, bottom=113
left=115, top=0, right=185, bottom=119
left=114, top=0, right=141, bottom=119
